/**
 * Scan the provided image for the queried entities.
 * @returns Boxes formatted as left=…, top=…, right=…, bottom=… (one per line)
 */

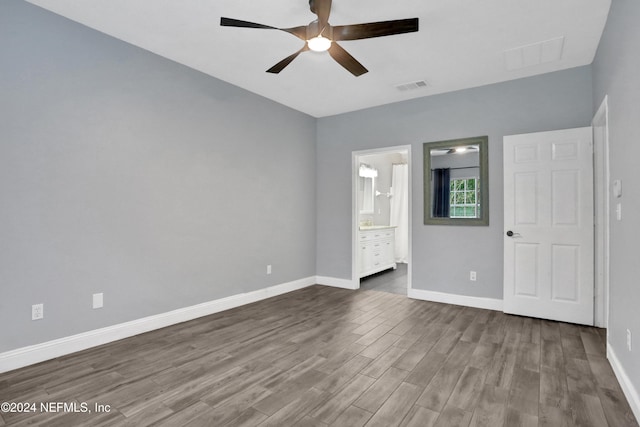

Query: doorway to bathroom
left=352, top=146, right=411, bottom=295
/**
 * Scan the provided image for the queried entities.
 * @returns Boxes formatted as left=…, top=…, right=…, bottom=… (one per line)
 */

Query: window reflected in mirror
left=424, top=136, right=489, bottom=226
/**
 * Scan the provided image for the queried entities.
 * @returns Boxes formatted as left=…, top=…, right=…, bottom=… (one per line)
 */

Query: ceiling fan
left=220, top=0, right=419, bottom=76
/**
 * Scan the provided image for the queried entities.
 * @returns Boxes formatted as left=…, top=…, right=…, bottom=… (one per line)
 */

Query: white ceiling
left=25, top=0, right=611, bottom=117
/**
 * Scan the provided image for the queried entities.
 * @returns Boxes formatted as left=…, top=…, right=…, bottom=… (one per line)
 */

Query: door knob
left=506, top=230, right=514, bottom=237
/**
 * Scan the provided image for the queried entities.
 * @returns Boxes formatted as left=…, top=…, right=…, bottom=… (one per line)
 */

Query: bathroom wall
left=358, top=152, right=408, bottom=226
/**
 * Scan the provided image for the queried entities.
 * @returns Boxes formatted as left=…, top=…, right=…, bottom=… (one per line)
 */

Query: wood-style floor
left=0, top=285, right=637, bottom=427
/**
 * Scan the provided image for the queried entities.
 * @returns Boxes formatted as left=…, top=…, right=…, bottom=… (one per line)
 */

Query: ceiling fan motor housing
left=307, top=20, right=333, bottom=40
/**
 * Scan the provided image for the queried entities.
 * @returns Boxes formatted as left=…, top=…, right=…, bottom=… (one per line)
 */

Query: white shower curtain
left=390, top=164, right=409, bottom=263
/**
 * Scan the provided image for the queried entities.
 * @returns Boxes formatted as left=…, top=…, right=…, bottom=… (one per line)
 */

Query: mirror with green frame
left=423, top=136, right=489, bottom=226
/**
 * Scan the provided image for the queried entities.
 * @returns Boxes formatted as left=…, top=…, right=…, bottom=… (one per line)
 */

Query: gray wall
left=317, top=67, right=593, bottom=298
left=0, top=1, right=317, bottom=352
left=592, top=0, right=640, bottom=403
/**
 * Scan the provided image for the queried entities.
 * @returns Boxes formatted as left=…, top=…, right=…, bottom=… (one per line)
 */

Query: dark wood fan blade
left=221, top=18, right=307, bottom=41
left=220, top=17, right=277, bottom=30
left=333, top=18, right=419, bottom=41
left=328, top=42, right=368, bottom=76
left=281, top=26, right=308, bottom=41
left=310, top=0, right=332, bottom=30
left=266, top=45, right=310, bottom=74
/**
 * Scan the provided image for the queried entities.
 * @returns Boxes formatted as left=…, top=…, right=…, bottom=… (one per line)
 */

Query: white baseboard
left=313, top=279, right=503, bottom=313
left=0, top=276, right=315, bottom=374
left=607, top=344, right=640, bottom=423
left=408, top=288, right=503, bottom=311
left=315, top=275, right=359, bottom=290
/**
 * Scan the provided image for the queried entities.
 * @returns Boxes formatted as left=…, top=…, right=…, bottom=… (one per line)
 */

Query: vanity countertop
left=359, top=225, right=397, bottom=231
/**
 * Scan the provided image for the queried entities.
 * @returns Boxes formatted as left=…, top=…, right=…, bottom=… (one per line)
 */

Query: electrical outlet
left=32, top=303, right=44, bottom=320
left=470, top=271, right=477, bottom=281
left=627, top=329, right=632, bottom=351
left=267, top=264, right=272, bottom=275
left=93, top=293, right=103, bottom=309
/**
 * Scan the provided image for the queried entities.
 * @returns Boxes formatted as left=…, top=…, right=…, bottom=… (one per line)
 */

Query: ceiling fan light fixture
left=307, top=35, right=332, bottom=52
left=221, top=1, right=419, bottom=76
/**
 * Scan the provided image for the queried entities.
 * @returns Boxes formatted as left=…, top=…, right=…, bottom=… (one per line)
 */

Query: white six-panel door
left=503, top=127, right=594, bottom=325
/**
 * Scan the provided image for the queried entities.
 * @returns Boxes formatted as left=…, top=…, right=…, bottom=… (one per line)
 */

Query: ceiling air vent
left=504, top=36, right=565, bottom=71
left=395, top=80, right=429, bottom=92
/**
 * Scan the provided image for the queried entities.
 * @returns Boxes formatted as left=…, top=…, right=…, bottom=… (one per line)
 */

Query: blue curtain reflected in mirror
left=432, top=168, right=450, bottom=218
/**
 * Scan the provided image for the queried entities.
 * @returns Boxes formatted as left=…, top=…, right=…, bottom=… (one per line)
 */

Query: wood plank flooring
left=0, top=285, right=637, bottom=426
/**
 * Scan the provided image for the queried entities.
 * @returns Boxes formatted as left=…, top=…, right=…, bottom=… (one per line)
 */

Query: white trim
left=607, top=344, right=640, bottom=423
left=0, top=276, right=315, bottom=374
left=592, top=95, right=610, bottom=328
left=315, top=276, right=358, bottom=290
left=408, top=288, right=503, bottom=311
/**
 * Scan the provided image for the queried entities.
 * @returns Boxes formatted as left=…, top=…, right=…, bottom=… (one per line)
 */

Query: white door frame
left=593, top=96, right=610, bottom=328
left=352, top=145, right=412, bottom=291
